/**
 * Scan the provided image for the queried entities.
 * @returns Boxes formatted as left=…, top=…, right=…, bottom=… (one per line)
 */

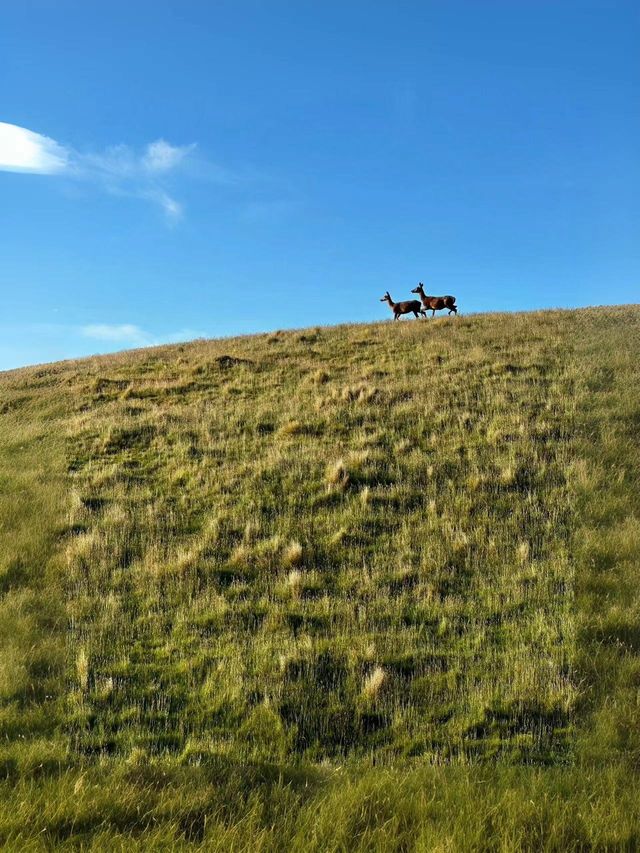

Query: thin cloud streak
left=143, top=139, right=195, bottom=173
left=0, top=122, right=69, bottom=174
left=80, top=323, right=154, bottom=346
left=80, top=323, right=205, bottom=348
left=0, top=122, right=197, bottom=221
left=0, top=322, right=209, bottom=371
left=1, top=122, right=284, bottom=224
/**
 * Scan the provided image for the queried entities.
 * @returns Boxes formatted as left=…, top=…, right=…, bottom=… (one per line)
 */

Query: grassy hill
left=1, top=306, right=639, bottom=850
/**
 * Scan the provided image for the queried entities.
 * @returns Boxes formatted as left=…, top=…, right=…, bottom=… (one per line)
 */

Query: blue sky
left=1, top=1, right=638, bottom=370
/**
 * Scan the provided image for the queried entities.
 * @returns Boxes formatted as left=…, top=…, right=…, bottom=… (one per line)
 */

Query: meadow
left=0, top=305, right=638, bottom=850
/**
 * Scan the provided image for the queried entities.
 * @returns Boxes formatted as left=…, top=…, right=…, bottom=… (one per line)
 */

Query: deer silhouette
left=380, top=291, right=425, bottom=320
left=411, top=283, right=458, bottom=317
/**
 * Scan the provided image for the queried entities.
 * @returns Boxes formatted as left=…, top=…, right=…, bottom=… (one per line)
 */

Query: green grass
left=0, top=306, right=638, bottom=849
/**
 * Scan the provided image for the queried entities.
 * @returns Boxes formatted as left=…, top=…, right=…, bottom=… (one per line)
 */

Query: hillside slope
left=1, top=306, right=639, bottom=849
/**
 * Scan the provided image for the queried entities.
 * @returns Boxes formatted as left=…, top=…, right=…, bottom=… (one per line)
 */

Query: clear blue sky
left=1, top=1, right=638, bottom=370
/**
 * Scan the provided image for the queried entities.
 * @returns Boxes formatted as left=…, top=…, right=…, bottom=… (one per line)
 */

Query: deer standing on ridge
left=411, top=283, right=458, bottom=316
left=380, top=291, right=425, bottom=320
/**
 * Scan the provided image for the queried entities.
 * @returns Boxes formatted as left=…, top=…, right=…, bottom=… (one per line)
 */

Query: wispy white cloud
left=143, top=139, right=195, bottom=173
left=0, top=122, right=198, bottom=221
left=142, top=189, right=184, bottom=222
left=0, top=122, right=69, bottom=174
left=80, top=323, right=205, bottom=347
left=80, top=323, right=154, bottom=346
left=0, top=322, right=209, bottom=370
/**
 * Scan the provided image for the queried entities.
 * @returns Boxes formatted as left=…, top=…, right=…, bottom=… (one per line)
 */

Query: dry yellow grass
left=0, top=306, right=638, bottom=849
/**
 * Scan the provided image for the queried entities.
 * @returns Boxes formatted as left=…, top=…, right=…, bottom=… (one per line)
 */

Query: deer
left=380, top=291, right=425, bottom=320
left=411, top=283, right=458, bottom=317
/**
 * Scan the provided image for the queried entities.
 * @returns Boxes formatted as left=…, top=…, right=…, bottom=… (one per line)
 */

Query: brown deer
left=380, top=291, right=425, bottom=320
left=411, top=283, right=457, bottom=316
